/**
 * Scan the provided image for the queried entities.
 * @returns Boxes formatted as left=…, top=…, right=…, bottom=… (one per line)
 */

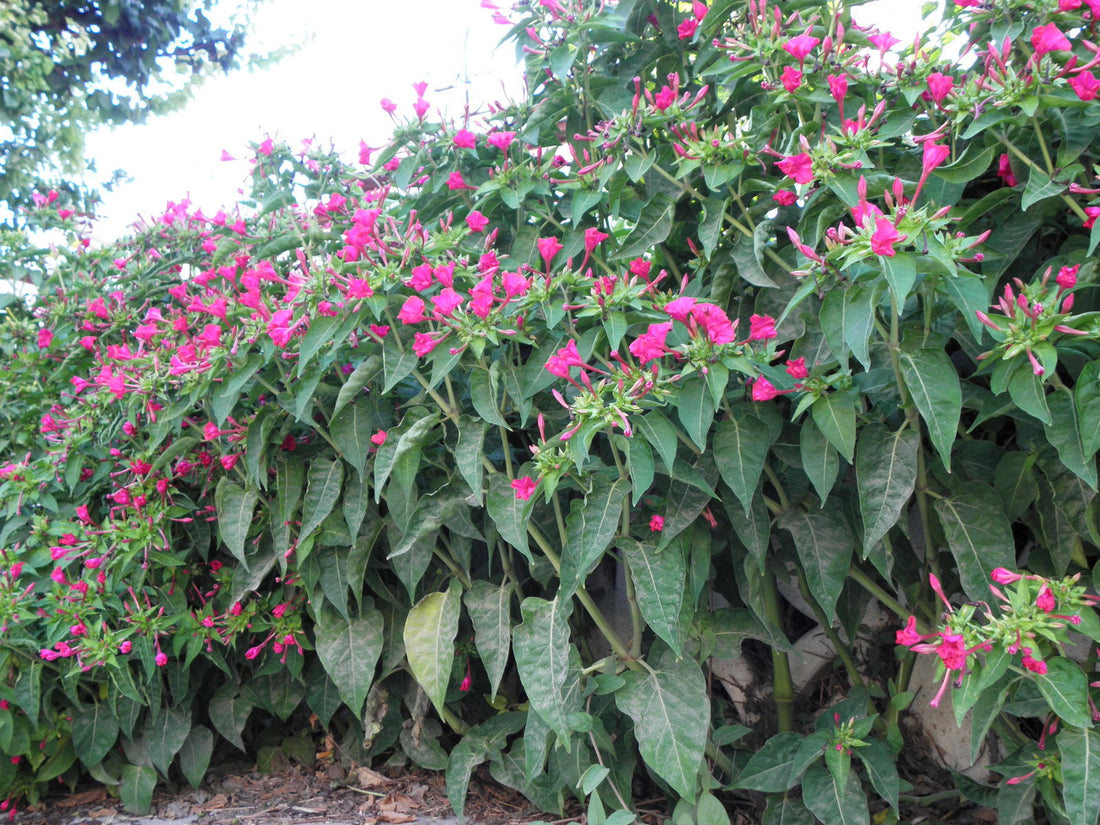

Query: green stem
left=762, top=567, right=796, bottom=733
left=622, top=557, right=644, bottom=660
left=796, top=571, right=864, bottom=689
left=848, top=565, right=910, bottom=621
left=1030, top=116, right=1055, bottom=175
left=439, top=704, right=469, bottom=735
left=762, top=463, right=789, bottom=511
left=996, top=132, right=1089, bottom=222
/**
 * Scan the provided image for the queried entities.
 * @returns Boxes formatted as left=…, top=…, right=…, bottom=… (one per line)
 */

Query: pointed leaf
left=333, top=356, right=381, bottom=416
left=779, top=508, right=853, bottom=622
left=856, top=425, right=918, bottom=554
left=314, top=607, right=384, bottom=717
left=178, top=725, right=214, bottom=789
left=934, top=481, right=1014, bottom=601
left=811, top=392, right=856, bottom=463
left=214, top=479, right=258, bottom=565
left=404, top=582, right=463, bottom=716
left=733, top=732, right=802, bottom=792
left=636, top=411, right=679, bottom=471
left=621, top=538, right=686, bottom=654
left=714, top=413, right=773, bottom=515
left=374, top=410, right=439, bottom=499
left=145, top=707, right=190, bottom=774
left=464, top=581, right=513, bottom=700
left=1058, top=726, right=1100, bottom=825
left=120, top=765, right=156, bottom=815
left=616, top=647, right=707, bottom=801
left=801, top=417, right=840, bottom=505
left=72, top=704, right=119, bottom=768
left=882, top=252, right=917, bottom=305
left=559, top=477, right=630, bottom=600
left=1037, top=657, right=1092, bottom=729
left=513, top=597, right=575, bottom=742
left=487, top=473, right=532, bottom=561
left=330, top=397, right=376, bottom=475
left=1045, top=389, right=1098, bottom=489
left=802, top=762, right=869, bottom=825
left=899, top=345, right=961, bottom=470
left=615, top=194, right=675, bottom=259
left=300, top=458, right=344, bottom=541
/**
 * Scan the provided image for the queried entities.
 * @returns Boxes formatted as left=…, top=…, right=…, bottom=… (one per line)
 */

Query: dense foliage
left=0, top=0, right=258, bottom=221
left=4, top=0, right=1100, bottom=823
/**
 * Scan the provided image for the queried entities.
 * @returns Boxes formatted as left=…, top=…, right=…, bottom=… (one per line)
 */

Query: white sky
left=82, top=0, right=927, bottom=240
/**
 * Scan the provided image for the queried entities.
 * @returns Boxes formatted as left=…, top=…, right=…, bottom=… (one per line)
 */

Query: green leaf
left=734, top=732, right=802, bottom=792
left=856, top=425, right=918, bottom=555
left=300, top=458, right=344, bottom=542
left=811, top=392, right=856, bottom=463
left=1045, top=389, right=1098, bottom=489
left=487, top=473, right=532, bottom=562
left=330, top=397, right=376, bottom=476
left=404, top=582, right=463, bottom=717
left=1005, top=358, right=1051, bottom=424
left=802, top=762, right=869, bottom=825
left=1058, top=726, right=1100, bottom=825
left=856, top=739, right=899, bottom=814
left=934, top=481, right=1014, bottom=601
left=615, top=193, right=675, bottom=259
left=72, top=704, right=119, bottom=768
left=676, top=375, right=714, bottom=450
left=801, top=417, right=840, bottom=505
left=314, top=607, right=384, bottom=717
left=713, top=412, right=773, bottom=515
left=636, top=411, right=679, bottom=471
left=1022, top=166, right=1064, bottom=211
left=994, top=451, right=1039, bottom=521
left=933, top=144, right=995, bottom=183
left=723, top=492, right=771, bottom=572
left=1037, top=657, right=1092, bottom=729
left=470, top=367, right=509, bottom=428
left=616, top=647, right=708, bottom=802
left=621, top=538, right=686, bottom=654
left=456, top=416, right=487, bottom=499
left=513, top=597, right=575, bottom=742
left=899, top=345, right=961, bottom=470
left=560, top=477, right=630, bottom=600
left=882, top=252, right=917, bottom=305
left=214, top=478, right=258, bottom=565
left=208, top=697, right=251, bottom=752
left=333, top=356, right=381, bottom=416
left=120, top=764, right=157, bottom=814
left=374, top=410, right=439, bottom=499
left=464, top=581, right=513, bottom=700
left=779, top=508, right=853, bottom=623
left=211, top=352, right=264, bottom=424
left=178, top=725, right=214, bottom=789
left=145, top=707, right=190, bottom=775
left=762, top=796, right=814, bottom=825
left=382, top=338, right=418, bottom=393
left=1076, top=362, right=1100, bottom=458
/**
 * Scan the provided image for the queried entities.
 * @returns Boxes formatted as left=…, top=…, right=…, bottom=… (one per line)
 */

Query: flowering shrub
left=4, top=0, right=1100, bottom=823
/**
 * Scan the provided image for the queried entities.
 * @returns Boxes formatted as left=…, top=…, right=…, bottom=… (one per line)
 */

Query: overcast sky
left=83, top=0, right=925, bottom=240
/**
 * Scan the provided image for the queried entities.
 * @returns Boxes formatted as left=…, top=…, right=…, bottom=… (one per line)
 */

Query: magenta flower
left=37, top=328, right=53, bottom=349
left=628, top=321, right=673, bottom=363
left=870, top=217, right=905, bottom=257
left=1070, top=70, right=1100, bottom=101
left=584, top=227, right=609, bottom=254
left=777, top=153, right=814, bottom=184
left=511, top=476, right=537, bottom=500
left=665, top=295, right=697, bottom=322
left=991, top=567, right=1023, bottom=584
left=827, top=73, right=848, bottom=104
left=447, top=171, right=477, bottom=190
left=1022, top=653, right=1048, bottom=674
left=895, top=616, right=926, bottom=646
left=868, top=31, right=900, bottom=52
left=749, top=314, right=777, bottom=341
left=691, top=303, right=737, bottom=344
left=412, top=332, right=442, bottom=358
left=432, top=287, right=466, bottom=317
left=1036, top=584, right=1056, bottom=613
left=371, top=430, right=387, bottom=446
left=649, top=515, right=665, bottom=532
left=780, top=66, right=802, bottom=93
left=653, top=85, right=677, bottom=111
left=1084, top=206, right=1100, bottom=229
left=773, top=189, right=797, bottom=206
left=926, top=72, right=955, bottom=105
left=677, top=17, right=698, bottom=39
left=544, top=339, right=585, bottom=377
left=398, top=296, right=429, bottom=324
left=487, top=131, right=516, bottom=151
left=453, top=129, right=477, bottom=149
left=997, top=154, right=1018, bottom=187
left=536, top=236, right=564, bottom=270
left=783, top=34, right=820, bottom=64
left=785, top=357, right=808, bottom=380
left=466, top=211, right=489, bottom=232
left=1031, top=24, right=1071, bottom=56
left=922, top=141, right=950, bottom=174
left=1057, top=265, right=1079, bottom=290
left=380, top=98, right=397, bottom=113
left=751, top=376, right=781, bottom=402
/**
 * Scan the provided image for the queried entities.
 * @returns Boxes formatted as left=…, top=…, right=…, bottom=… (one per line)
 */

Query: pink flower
left=1084, top=206, right=1100, bottom=229
left=773, top=190, right=797, bottom=206
left=1057, top=265, right=1079, bottom=290
left=459, top=667, right=473, bottom=692
left=453, top=129, right=477, bottom=149
left=991, top=567, right=1023, bottom=584
left=584, top=227, right=609, bottom=254
left=677, top=17, right=698, bottom=39
left=664, top=296, right=697, bottom=321
left=370, top=324, right=390, bottom=338
left=119, top=640, right=132, bottom=654
left=783, top=34, right=820, bottom=64
left=868, top=32, right=900, bottom=52
left=922, top=141, right=951, bottom=174
left=398, top=296, right=429, bottom=324
left=777, top=153, right=814, bottom=185
left=155, top=652, right=168, bottom=667
left=691, top=303, right=737, bottom=344
left=447, top=171, right=477, bottom=190
left=258, top=138, right=274, bottom=156
left=1022, top=653, right=1048, bottom=674
left=653, top=85, right=677, bottom=111
left=413, top=332, right=442, bottom=358
left=649, top=515, right=665, bottom=532
left=37, top=329, right=53, bottom=349
left=1031, top=24, right=1071, bottom=56
left=997, top=154, right=1018, bottom=187
left=870, top=217, right=904, bottom=257
left=780, top=66, right=803, bottom=93
left=751, top=376, right=781, bottom=401
left=432, top=287, right=466, bottom=317
left=827, top=73, right=848, bottom=104
left=536, top=236, right=564, bottom=270
left=936, top=634, right=969, bottom=670
left=512, top=476, right=537, bottom=500
left=785, top=357, right=808, bottom=379
left=749, top=314, right=777, bottom=341
left=1037, top=584, right=1056, bottom=612
left=628, top=322, right=673, bottom=363
left=371, top=430, right=387, bottom=446
left=545, top=339, right=585, bottom=377
left=487, top=131, right=516, bottom=151
left=926, top=72, right=955, bottom=105
left=896, top=616, right=925, bottom=646
left=1070, top=70, right=1100, bottom=101
left=466, top=211, right=489, bottom=232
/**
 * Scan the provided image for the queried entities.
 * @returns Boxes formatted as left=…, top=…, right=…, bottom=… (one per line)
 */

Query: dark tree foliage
left=0, top=0, right=257, bottom=221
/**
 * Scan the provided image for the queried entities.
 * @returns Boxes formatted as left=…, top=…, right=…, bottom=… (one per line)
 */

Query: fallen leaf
left=56, top=789, right=106, bottom=808
left=354, top=766, right=390, bottom=788
left=378, top=811, right=416, bottom=823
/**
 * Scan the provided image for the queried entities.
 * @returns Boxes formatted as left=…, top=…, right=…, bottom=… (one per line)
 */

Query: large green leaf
left=779, top=507, right=853, bottom=622
left=178, top=725, right=214, bottom=789
left=801, top=417, right=840, bottom=505
left=621, top=538, right=686, bottom=654
left=1059, top=726, right=1100, bottom=825
left=722, top=491, right=771, bottom=572
left=616, top=647, right=707, bottom=801
left=487, top=473, right=533, bottom=561
left=300, top=458, right=344, bottom=541
left=934, top=481, right=1014, bottom=601
left=762, top=796, right=814, bottom=825
left=882, top=251, right=917, bottom=305
left=464, top=581, right=513, bottom=700
left=811, top=392, right=856, bottom=463
left=314, top=606, right=384, bottom=717
left=333, top=355, right=381, bottom=416
left=513, top=597, right=575, bottom=742
left=145, top=707, right=190, bottom=775
left=1045, top=389, right=1098, bottom=489
left=899, top=345, right=961, bottom=470
left=714, top=411, right=773, bottom=515
left=214, top=478, right=258, bottom=565
left=120, top=764, right=156, bottom=814
left=373, top=409, right=439, bottom=499
left=1076, top=361, right=1100, bottom=458
left=856, top=425, right=918, bottom=554
left=330, top=396, right=376, bottom=476
left=404, top=582, right=463, bottom=716
left=802, top=762, right=869, bottom=825
left=559, top=477, right=630, bottom=600
left=676, top=375, right=714, bottom=450
left=1037, top=657, right=1092, bottom=729
left=615, top=193, right=675, bottom=259
left=72, top=704, right=119, bottom=768
left=733, top=732, right=802, bottom=792
left=208, top=697, right=251, bottom=751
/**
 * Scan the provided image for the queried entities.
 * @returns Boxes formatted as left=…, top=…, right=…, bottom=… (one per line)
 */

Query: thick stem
left=762, top=567, right=796, bottom=732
